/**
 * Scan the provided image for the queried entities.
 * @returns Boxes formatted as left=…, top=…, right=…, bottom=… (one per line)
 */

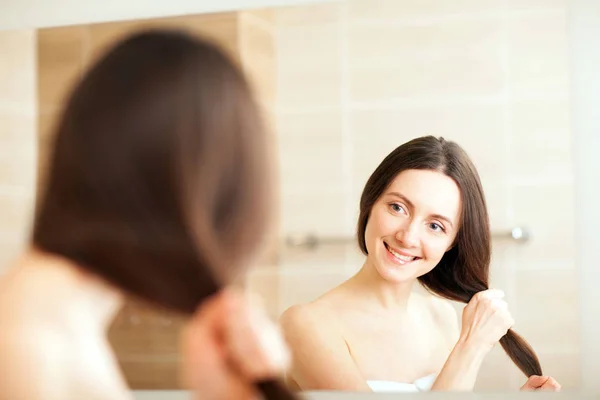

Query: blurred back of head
left=32, top=29, right=273, bottom=314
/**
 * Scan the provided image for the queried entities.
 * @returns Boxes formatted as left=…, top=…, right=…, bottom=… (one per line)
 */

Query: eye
left=389, top=203, right=406, bottom=214
left=429, top=222, right=446, bottom=233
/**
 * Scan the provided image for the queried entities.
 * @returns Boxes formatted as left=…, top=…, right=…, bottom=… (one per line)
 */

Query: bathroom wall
left=0, top=30, right=37, bottom=271
left=248, top=0, right=578, bottom=391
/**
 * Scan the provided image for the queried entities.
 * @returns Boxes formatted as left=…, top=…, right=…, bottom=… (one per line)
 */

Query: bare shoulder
left=428, top=295, right=459, bottom=325
left=0, top=326, right=69, bottom=399
left=278, top=297, right=370, bottom=390
left=279, top=284, right=348, bottom=334
left=279, top=299, right=337, bottom=340
left=424, top=293, right=461, bottom=345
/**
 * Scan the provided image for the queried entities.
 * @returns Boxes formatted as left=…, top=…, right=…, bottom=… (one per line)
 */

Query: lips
left=384, top=242, right=421, bottom=265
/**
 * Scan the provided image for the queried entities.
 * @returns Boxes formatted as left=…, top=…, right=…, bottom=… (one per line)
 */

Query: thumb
left=523, top=375, right=549, bottom=389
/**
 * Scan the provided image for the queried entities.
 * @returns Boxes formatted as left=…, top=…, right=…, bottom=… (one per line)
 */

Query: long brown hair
left=357, top=135, right=542, bottom=378
left=31, top=29, right=296, bottom=399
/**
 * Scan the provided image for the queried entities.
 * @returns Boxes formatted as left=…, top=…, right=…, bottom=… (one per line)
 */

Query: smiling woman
left=279, top=136, right=561, bottom=393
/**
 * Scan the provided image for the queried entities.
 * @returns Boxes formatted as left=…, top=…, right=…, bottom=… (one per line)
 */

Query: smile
left=384, top=242, right=421, bottom=265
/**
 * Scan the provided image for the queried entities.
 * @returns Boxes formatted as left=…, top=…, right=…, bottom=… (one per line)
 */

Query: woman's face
left=364, top=169, right=462, bottom=284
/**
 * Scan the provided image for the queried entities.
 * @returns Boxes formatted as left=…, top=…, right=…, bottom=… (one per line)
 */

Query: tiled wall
left=0, top=30, right=37, bottom=272
left=247, top=0, right=578, bottom=391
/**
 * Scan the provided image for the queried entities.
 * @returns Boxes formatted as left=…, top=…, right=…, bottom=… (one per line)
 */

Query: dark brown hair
left=33, top=29, right=273, bottom=314
left=357, top=135, right=542, bottom=378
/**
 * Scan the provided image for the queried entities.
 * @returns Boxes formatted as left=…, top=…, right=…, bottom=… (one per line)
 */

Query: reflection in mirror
left=0, top=0, right=581, bottom=397
left=264, top=0, right=577, bottom=394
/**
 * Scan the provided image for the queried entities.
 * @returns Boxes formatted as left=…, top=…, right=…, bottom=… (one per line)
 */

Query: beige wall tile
left=275, top=2, right=342, bottom=26
left=0, top=155, right=36, bottom=189
left=0, top=30, right=36, bottom=105
left=348, top=0, right=506, bottom=21
left=0, top=194, right=33, bottom=241
left=509, top=99, right=572, bottom=182
left=277, top=24, right=341, bottom=108
left=240, top=14, right=276, bottom=106
left=38, top=26, right=85, bottom=109
left=512, top=184, right=575, bottom=269
left=514, top=269, right=579, bottom=352
left=280, top=187, right=348, bottom=237
left=0, top=242, right=23, bottom=271
left=484, top=183, right=511, bottom=235
left=0, top=110, right=36, bottom=158
left=349, top=20, right=505, bottom=102
left=508, top=0, right=566, bottom=10
left=350, top=104, right=507, bottom=188
left=344, top=241, right=366, bottom=273
left=277, top=111, right=344, bottom=191
left=488, top=242, right=514, bottom=293
left=474, top=345, right=512, bottom=391
left=243, top=8, right=275, bottom=24
left=245, top=267, right=280, bottom=319
left=507, top=13, right=570, bottom=97
left=279, top=270, right=351, bottom=315
left=279, top=244, right=347, bottom=272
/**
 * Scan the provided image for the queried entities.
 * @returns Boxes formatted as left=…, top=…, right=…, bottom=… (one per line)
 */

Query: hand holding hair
left=459, top=289, right=514, bottom=352
left=520, top=375, right=561, bottom=392
left=181, top=289, right=296, bottom=400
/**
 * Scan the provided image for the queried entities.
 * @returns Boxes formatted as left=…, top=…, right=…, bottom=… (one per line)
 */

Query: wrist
left=454, top=336, right=492, bottom=359
left=430, top=337, right=489, bottom=391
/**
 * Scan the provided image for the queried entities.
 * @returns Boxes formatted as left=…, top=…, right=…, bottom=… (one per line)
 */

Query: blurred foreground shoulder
left=0, top=328, right=68, bottom=400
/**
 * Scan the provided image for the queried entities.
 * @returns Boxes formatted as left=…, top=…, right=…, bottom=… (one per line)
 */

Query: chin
left=374, top=261, right=421, bottom=284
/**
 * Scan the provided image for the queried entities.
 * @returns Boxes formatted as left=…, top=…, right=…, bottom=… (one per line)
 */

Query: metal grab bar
left=284, top=227, right=530, bottom=250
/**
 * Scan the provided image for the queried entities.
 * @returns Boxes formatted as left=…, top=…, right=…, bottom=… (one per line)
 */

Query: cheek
left=364, top=211, right=394, bottom=249
left=368, top=209, right=399, bottom=236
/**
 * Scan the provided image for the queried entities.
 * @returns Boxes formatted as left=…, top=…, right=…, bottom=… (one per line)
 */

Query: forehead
left=384, top=169, right=461, bottom=220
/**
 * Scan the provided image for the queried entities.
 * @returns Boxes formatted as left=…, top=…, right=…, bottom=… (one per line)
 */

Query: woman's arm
left=428, top=297, right=487, bottom=391
left=430, top=290, right=513, bottom=391
left=279, top=305, right=372, bottom=392
left=431, top=338, right=489, bottom=391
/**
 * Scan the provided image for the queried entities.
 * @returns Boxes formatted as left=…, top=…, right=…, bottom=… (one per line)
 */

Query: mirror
left=0, top=0, right=587, bottom=397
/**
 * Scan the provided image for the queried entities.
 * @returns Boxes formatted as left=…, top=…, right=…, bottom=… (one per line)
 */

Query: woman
left=280, top=136, right=561, bottom=393
left=0, top=29, right=291, bottom=400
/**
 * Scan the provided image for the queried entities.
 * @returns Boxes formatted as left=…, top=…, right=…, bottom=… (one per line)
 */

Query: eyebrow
left=386, top=191, right=455, bottom=228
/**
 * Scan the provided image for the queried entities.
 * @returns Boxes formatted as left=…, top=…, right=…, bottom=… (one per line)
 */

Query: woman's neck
left=19, top=247, right=124, bottom=332
left=345, top=260, right=418, bottom=314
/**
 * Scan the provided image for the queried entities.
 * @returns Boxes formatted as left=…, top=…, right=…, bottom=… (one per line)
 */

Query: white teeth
left=387, top=245, right=416, bottom=262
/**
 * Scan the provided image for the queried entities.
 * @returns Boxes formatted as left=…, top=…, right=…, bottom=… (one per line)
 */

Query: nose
left=395, top=220, right=419, bottom=248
